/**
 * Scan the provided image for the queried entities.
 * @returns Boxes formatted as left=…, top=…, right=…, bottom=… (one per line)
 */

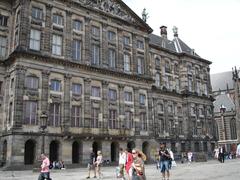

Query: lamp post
left=40, top=112, right=48, bottom=154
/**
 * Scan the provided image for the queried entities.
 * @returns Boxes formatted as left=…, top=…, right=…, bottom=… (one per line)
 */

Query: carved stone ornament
left=80, top=0, right=136, bottom=23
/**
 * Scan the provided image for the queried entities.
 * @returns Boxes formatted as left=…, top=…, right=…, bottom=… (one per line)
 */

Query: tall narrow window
left=52, top=35, right=62, bottom=56
left=72, top=39, right=81, bottom=61
left=91, top=107, right=99, bottom=128
left=109, top=109, right=117, bottom=129
left=109, top=89, right=117, bottom=101
left=49, top=103, right=61, bottom=127
left=140, top=112, right=147, bottom=131
left=123, top=36, right=130, bottom=46
left=124, top=54, right=130, bottom=72
left=165, top=76, right=170, bottom=89
left=155, top=73, right=160, bottom=87
left=188, top=77, right=193, bottom=92
left=30, top=29, right=41, bottom=51
left=108, top=31, right=116, bottom=41
left=31, top=7, right=43, bottom=20
left=137, top=40, right=144, bottom=49
left=91, top=86, right=100, bottom=97
left=124, top=91, right=132, bottom=102
left=71, top=106, right=82, bottom=127
left=53, top=14, right=63, bottom=26
left=92, top=44, right=100, bottom=65
left=139, top=94, right=146, bottom=105
left=25, top=76, right=39, bottom=89
left=25, top=101, right=37, bottom=125
left=92, top=26, right=100, bottom=37
left=0, top=15, right=8, bottom=26
left=8, top=102, right=13, bottom=123
left=165, top=61, right=171, bottom=73
left=175, top=79, right=180, bottom=92
left=155, top=57, right=161, bottom=68
left=125, top=111, right=133, bottom=129
left=0, top=36, right=7, bottom=57
left=137, top=57, right=144, bottom=74
left=108, top=49, right=116, bottom=68
left=73, top=20, right=82, bottom=31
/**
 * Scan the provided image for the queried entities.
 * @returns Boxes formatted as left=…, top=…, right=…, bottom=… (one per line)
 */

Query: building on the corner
left=0, top=0, right=216, bottom=169
left=211, top=68, right=240, bottom=153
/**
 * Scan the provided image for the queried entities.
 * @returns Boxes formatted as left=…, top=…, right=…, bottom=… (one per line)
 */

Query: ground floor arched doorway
left=92, top=141, right=101, bottom=158
left=2, top=140, right=7, bottom=166
left=24, top=139, right=36, bottom=165
left=111, top=142, right=119, bottom=162
left=50, top=140, right=59, bottom=163
left=72, top=141, right=82, bottom=164
left=142, top=141, right=150, bottom=161
left=127, top=141, right=135, bottom=152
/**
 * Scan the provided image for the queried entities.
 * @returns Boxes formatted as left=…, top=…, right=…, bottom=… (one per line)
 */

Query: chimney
left=160, top=26, right=167, bottom=39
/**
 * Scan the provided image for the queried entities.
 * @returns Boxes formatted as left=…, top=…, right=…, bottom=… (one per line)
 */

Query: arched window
left=230, top=118, right=237, bottom=139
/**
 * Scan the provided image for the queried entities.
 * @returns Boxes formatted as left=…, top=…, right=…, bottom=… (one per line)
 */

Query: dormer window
left=73, top=20, right=82, bottom=31
left=53, top=14, right=63, bottom=26
left=31, top=7, right=43, bottom=20
left=0, top=15, right=8, bottom=26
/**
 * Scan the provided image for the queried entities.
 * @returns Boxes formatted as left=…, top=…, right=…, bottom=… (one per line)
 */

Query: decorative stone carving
left=80, top=0, right=136, bottom=23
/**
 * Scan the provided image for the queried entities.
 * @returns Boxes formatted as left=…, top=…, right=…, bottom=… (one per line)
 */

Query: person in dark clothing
left=86, top=149, right=96, bottom=179
left=218, top=146, right=226, bottom=163
left=159, top=143, right=171, bottom=180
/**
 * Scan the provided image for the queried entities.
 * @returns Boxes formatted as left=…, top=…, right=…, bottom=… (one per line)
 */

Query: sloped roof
left=213, top=93, right=235, bottom=113
left=211, top=71, right=234, bottom=92
left=149, top=34, right=200, bottom=57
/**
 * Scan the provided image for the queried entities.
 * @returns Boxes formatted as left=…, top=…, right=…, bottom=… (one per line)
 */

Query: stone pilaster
left=84, top=17, right=91, bottom=65
left=118, top=84, right=125, bottom=120
left=63, top=74, right=72, bottom=132
left=65, top=11, right=73, bottom=59
left=132, top=34, right=137, bottom=73
left=102, top=80, right=109, bottom=128
left=13, top=65, right=26, bottom=129
left=41, top=70, right=50, bottom=115
left=83, top=78, right=91, bottom=127
left=102, top=23, right=108, bottom=68
left=117, top=29, right=123, bottom=71
left=133, top=87, right=139, bottom=132
left=3, top=73, right=10, bottom=129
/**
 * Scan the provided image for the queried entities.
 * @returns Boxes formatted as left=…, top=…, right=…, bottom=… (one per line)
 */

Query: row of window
left=25, top=76, right=146, bottom=104
left=24, top=101, right=148, bottom=130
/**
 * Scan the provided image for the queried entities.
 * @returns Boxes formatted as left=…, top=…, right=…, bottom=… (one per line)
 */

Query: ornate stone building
left=0, top=0, right=216, bottom=168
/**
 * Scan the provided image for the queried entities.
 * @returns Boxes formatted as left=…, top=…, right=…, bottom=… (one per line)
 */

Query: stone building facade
left=0, top=0, right=216, bottom=168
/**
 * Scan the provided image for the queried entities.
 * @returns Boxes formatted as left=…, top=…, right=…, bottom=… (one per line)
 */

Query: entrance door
left=111, top=142, right=119, bottom=162
left=24, top=140, right=35, bottom=165
left=72, top=141, right=79, bottom=164
left=50, top=141, right=59, bottom=162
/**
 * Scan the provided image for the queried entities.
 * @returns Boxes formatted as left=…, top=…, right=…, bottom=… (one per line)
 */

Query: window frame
left=31, top=7, right=43, bottom=20
left=72, top=39, right=81, bottom=61
left=50, top=79, right=61, bottom=92
left=52, top=34, right=62, bottom=56
left=30, top=29, right=41, bottom=51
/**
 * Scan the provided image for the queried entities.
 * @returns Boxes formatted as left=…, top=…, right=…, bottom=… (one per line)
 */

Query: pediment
left=76, top=0, right=152, bottom=33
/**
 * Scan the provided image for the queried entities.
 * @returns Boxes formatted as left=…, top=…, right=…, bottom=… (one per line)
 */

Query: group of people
left=86, top=150, right=103, bottom=179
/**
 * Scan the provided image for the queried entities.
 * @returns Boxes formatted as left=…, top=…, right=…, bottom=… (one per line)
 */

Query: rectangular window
left=123, top=36, right=130, bottom=46
left=125, top=111, right=133, bottom=129
left=137, top=40, right=144, bottom=49
left=139, top=94, right=146, bottom=105
left=179, top=121, right=183, bottom=134
left=53, top=14, right=63, bottom=26
left=71, top=105, right=82, bottom=127
left=158, top=104, right=164, bottom=113
left=140, top=112, right=147, bottom=131
left=50, top=79, right=61, bottom=91
left=188, top=77, right=193, bottom=92
left=108, top=49, right=116, bottom=68
left=203, top=84, right=208, bottom=95
left=137, top=57, right=144, bottom=74
left=31, top=7, right=43, bottom=20
left=124, top=91, right=132, bottom=102
left=108, top=31, right=116, bottom=41
left=175, top=79, right=180, bottom=92
left=25, top=101, right=37, bottom=125
left=0, top=36, right=7, bottom=57
left=52, top=35, right=62, bottom=56
left=168, top=105, right=173, bottom=113
left=109, top=89, right=117, bottom=101
left=109, top=109, right=117, bottom=129
left=73, top=20, right=82, bottom=31
left=30, top=29, right=41, bottom=51
left=72, top=39, right=81, bottom=61
left=165, top=76, right=170, bottom=89
left=92, top=26, right=100, bottom=37
left=72, top=83, right=82, bottom=95
left=155, top=58, right=161, bottom=67
left=165, top=62, right=171, bottom=73
left=25, top=76, right=39, bottom=89
left=91, top=86, right=100, bottom=97
left=196, top=81, right=201, bottom=94
left=92, top=44, right=100, bottom=65
left=0, top=15, right=8, bottom=26
left=91, top=107, right=99, bottom=128
left=124, top=54, right=130, bottom=72
left=49, top=103, right=61, bottom=127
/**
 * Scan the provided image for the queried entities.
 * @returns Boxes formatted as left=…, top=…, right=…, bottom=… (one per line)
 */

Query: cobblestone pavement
left=1, top=159, right=240, bottom=180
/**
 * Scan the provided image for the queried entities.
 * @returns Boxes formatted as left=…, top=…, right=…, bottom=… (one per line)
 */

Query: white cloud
left=123, top=0, right=240, bottom=74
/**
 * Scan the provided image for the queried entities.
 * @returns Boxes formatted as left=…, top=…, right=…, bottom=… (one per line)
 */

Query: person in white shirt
left=95, top=151, right=103, bottom=179
left=187, top=151, right=193, bottom=164
left=118, top=148, right=127, bottom=179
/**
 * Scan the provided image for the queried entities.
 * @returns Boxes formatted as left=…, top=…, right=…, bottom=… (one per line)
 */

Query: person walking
left=131, top=149, right=146, bottom=180
left=159, top=143, right=171, bottom=180
left=95, top=151, right=103, bottom=179
left=219, top=146, right=226, bottom=163
left=86, top=149, right=96, bottom=179
left=38, top=153, right=52, bottom=180
left=125, top=148, right=133, bottom=180
left=118, top=148, right=127, bottom=179
left=187, top=151, right=193, bottom=164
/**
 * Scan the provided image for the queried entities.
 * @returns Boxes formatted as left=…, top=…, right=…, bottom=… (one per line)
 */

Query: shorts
left=160, top=160, right=169, bottom=172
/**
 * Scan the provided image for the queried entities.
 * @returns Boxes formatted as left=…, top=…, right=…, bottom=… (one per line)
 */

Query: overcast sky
left=122, top=0, right=240, bottom=74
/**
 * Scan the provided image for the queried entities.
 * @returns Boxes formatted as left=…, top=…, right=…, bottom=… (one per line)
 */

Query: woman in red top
left=125, top=149, right=133, bottom=180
